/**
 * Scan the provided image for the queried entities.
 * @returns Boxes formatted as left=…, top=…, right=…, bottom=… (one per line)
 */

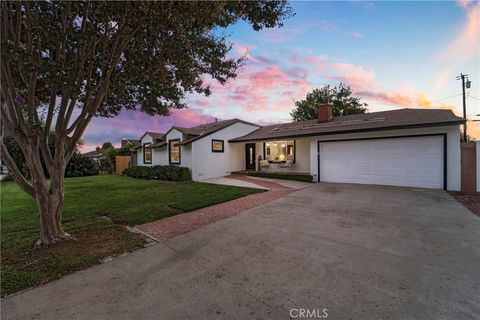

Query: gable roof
left=162, top=119, right=260, bottom=145
left=140, top=131, right=165, bottom=141
left=229, top=109, right=465, bottom=142
left=82, top=150, right=103, bottom=158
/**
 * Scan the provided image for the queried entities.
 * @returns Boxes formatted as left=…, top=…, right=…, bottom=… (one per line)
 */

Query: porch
left=231, top=138, right=311, bottom=175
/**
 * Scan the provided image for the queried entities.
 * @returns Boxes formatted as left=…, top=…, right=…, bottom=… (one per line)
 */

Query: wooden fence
left=115, top=155, right=131, bottom=175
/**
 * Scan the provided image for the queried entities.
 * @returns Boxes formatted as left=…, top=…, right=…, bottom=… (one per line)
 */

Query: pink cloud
left=457, top=0, right=470, bottom=8
left=192, top=55, right=312, bottom=119
left=353, top=90, right=413, bottom=107
left=314, top=62, right=376, bottom=88
left=303, top=55, right=456, bottom=111
left=437, top=3, right=480, bottom=63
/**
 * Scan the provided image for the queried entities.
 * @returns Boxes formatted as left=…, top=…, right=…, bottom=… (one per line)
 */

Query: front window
left=169, top=139, right=180, bottom=164
left=143, top=143, right=152, bottom=164
left=264, top=140, right=295, bottom=162
left=212, top=139, right=224, bottom=152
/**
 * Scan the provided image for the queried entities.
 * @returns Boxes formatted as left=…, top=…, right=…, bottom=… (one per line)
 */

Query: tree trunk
left=34, top=182, right=69, bottom=245
left=21, top=137, right=70, bottom=246
left=33, top=168, right=71, bottom=245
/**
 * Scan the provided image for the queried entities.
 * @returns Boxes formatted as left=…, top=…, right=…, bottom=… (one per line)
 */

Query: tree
left=0, top=1, right=291, bottom=245
left=290, top=83, right=367, bottom=121
left=101, top=142, right=114, bottom=150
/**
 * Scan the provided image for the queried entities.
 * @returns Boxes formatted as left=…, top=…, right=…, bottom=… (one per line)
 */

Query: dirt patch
left=1, top=221, right=146, bottom=297
left=448, top=192, right=480, bottom=217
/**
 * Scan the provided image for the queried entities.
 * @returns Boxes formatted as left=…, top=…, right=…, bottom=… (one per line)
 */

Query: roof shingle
left=230, top=109, right=464, bottom=142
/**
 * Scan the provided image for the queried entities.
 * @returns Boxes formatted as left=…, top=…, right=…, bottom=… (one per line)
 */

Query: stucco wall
left=308, top=125, right=461, bottom=190
left=152, top=147, right=168, bottom=166
left=191, top=122, right=259, bottom=180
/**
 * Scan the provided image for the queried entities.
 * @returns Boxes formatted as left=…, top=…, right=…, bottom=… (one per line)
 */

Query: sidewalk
left=136, top=175, right=296, bottom=240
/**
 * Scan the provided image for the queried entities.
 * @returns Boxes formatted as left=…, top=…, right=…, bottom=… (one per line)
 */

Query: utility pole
left=456, top=73, right=470, bottom=141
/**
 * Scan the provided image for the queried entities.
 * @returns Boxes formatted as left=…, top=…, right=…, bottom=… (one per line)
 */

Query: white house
left=132, top=105, right=465, bottom=191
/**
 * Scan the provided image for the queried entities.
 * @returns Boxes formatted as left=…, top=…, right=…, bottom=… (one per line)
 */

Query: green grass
left=247, top=171, right=314, bottom=182
left=0, top=175, right=260, bottom=296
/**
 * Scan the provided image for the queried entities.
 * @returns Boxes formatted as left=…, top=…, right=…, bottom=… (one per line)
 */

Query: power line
left=469, top=96, right=480, bottom=101
left=429, top=93, right=462, bottom=103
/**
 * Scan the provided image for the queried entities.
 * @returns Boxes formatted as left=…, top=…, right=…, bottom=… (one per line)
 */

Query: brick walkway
left=136, top=175, right=295, bottom=241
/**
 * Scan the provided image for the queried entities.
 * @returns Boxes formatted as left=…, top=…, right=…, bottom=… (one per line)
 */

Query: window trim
left=263, top=140, right=296, bottom=163
left=143, top=142, right=152, bottom=164
left=168, top=139, right=181, bottom=165
left=211, top=139, right=224, bottom=153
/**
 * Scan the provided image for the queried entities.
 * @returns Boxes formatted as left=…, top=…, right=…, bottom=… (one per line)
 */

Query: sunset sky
left=82, top=0, right=480, bottom=151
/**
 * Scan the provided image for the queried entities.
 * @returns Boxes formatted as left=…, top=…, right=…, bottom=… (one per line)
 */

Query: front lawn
left=0, top=175, right=260, bottom=296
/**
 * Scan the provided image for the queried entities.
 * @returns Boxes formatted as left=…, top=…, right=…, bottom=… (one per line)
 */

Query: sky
left=81, top=0, right=480, bottom=151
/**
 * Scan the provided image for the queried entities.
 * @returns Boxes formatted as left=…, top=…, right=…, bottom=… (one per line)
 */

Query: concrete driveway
left=2, top=183, right=480, bottom=319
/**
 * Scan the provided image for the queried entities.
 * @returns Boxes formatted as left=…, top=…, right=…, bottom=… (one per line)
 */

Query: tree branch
left=0, top=139, right=35, bottom=198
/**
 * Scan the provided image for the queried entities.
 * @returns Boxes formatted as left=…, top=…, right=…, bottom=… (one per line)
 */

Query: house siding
left=191, top=122, right=259, bottom=180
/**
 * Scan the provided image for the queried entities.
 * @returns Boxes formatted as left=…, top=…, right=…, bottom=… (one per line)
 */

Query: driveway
left=2, top=183, right=480, bottom=319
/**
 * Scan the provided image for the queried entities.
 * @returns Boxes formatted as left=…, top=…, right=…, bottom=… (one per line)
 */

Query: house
left=121, top=138, right=140, bottom=148
left=132, top=105, right=465, bottom=191
left=82, top=147, right=103, bottom=163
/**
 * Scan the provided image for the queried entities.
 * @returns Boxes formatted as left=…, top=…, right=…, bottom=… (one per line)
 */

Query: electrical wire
left=428, top=93, right=462, bottom=103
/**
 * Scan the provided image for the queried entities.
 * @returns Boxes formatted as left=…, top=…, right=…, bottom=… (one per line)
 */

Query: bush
left=65, top=155, right=99, bottom=177
left=247, top=171, right=313, bottom=182
left=99, top=157, right=114, bottom=174
left=123, top=165, right=191, bottom=181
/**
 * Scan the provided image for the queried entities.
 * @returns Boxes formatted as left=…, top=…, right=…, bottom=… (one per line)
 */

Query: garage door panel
left=319, top=136, right=444, bottom=189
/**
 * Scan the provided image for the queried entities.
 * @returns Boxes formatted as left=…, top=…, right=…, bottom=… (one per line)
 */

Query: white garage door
left=318, top=135, right=444, bottom=189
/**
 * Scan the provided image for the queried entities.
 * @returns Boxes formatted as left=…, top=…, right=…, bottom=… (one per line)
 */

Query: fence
left=115, top=155, right=131, bottom=175
left=460, top=142, right=479, bottom=192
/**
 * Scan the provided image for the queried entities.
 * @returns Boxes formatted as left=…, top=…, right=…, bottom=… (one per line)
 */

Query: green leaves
left=290, top=83, right=368, bottom=121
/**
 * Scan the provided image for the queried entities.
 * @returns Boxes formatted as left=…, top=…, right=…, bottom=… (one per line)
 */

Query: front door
left=245, top=143, right=256, bottom=170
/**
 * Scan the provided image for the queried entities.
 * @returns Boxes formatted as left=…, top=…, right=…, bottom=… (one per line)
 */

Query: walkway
left=136, top=174, right=295, bottom=240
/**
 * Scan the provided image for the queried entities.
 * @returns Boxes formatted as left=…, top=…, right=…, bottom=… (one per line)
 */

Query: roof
left=151, top=141, right=167, bottom=148
left=229, top=109, right=465, bottom=142
left=164, top=119, right=260, bottom=145
left=82, top=150, right=103, bottom=158
left=140, top=131, right=165, bottom=141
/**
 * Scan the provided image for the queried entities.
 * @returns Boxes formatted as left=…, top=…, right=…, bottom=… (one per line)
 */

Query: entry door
left=318, top=135, right=445, bottom=189
left=245, top=143, right=256, bottom=170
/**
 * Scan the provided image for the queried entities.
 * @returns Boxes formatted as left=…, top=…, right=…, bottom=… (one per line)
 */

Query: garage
left=318, top=135, right=445, bottom=189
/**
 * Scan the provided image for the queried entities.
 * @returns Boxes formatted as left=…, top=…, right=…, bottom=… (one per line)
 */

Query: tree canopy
left=290, top=83, right=368, bottom=121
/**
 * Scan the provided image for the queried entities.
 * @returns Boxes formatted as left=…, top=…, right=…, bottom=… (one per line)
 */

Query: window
left=212, top=139, right=224, bottom=152
left=169, top=139, right=180, bottom=164
left=264, top=140, right=295, bottom=162
left=143, top=143, right=152, bottom=164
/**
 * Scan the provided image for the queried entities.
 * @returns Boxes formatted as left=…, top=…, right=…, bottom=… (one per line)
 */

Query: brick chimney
left=317, top=104, right=333, bottom=122
left=121, top=138, right=128, bottom=147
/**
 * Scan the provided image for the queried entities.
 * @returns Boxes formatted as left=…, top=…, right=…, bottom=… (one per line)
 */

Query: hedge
left=247, top=171, right=313, bottom=182
left=123, top=165, right=191, bottom=181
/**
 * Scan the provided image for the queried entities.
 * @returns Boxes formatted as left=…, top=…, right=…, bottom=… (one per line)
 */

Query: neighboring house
left=82, top=148, right=103, bottom=163
left=132, top=105, right=465, bottom=191
left=121, top=138, right=140, bottom=149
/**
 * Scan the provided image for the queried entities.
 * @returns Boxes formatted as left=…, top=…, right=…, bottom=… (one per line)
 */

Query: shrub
left=123, top=165, right=191, bottom=181
left=247, top=171, right=313, bottom=182
left=99, top=157, right=114, bottom=174
left=65, top=155, right=99, bottom=177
